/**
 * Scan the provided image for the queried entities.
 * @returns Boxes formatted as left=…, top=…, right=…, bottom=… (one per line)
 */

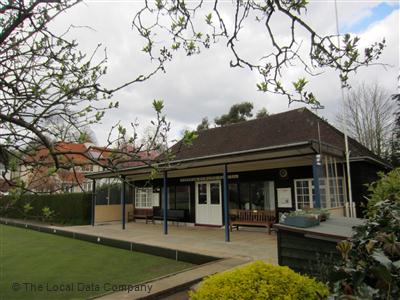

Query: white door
left=195, top=181, right=222, bottom=226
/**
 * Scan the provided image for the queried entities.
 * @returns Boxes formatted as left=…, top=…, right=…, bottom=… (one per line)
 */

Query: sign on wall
left=180, top=175, right=239, bottom=182
left=277, top=188, right=292, bottom=208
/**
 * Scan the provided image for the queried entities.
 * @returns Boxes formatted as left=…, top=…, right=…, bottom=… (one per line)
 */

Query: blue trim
left=121, top=176, right=126, bottom=230
left=91, top=179, right=96, bottom=226
left=223, top=164, right=230, bottom=242
left=163, top=171, right=168, bottom=235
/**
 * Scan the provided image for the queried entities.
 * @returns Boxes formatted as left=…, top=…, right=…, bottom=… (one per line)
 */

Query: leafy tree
left=134, top=1, right=385, bottom=107
left=196, top=117, right=210, bottom=131
left=367, top=168, right=400, bottom=216
left=215, top=102, right=254, bottom=126
left=0, top=1, right=171, bottom=194
left=256, top=108, right=269, bottom=119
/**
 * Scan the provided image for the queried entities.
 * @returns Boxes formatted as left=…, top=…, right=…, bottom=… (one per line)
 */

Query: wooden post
left=223, top=164, right=230, bottom=242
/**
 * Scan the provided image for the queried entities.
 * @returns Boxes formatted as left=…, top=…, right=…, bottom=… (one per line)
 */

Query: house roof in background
left=168, top=108, right=387, bottom=166
left=25, top=142, right=160, bottom=169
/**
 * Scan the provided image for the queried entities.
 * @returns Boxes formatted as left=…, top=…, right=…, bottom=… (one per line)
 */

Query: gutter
left=349, top=156, right=392, bottom=169
left=85, top=141, right=313, bottom=179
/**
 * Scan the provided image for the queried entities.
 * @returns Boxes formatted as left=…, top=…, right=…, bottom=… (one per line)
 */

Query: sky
left=52, top=0, right=399, bottom=146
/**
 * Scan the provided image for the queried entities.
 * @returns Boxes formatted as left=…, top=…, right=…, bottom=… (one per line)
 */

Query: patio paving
left=60, top=221, right=278, bottom=262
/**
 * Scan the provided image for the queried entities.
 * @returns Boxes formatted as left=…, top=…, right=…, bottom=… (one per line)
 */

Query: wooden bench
left=230, top=209, right=276, bottom=234
left=129, top=208, right=154, bottom=224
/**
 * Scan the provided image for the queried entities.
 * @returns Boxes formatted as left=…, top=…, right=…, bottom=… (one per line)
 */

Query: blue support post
left=121, top=176, right=126, bottom=230
left=223, top=164, right=230, bottom=242
left=163, top=171, right=168, bottom=235
left=312, top=154, right=322, bottom=208
left=91, top=179, right=96, bottom=226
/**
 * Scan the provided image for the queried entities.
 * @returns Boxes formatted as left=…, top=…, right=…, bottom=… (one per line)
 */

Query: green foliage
left=256, top=108, right=269, bottom=119
left=196, top=117, right=210, bottom=131
left=189, top=261, right=329, bottom=300
left=41, top=206, right=55, bottom=221
left=152, top=99, right=164, bottom=113
left=330, top=200, right=400, bottom=299
left=214, top=102, right=254, bottom=127
left=182, top=130, right=198, bottom=146
left=367, top=168, right=400, bottom=216
left=23, top=203, right=33, bottom=217
left=0, top=193, right=91, bottom=225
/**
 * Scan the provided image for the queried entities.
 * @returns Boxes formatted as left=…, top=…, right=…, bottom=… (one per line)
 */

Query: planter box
left=281, top=215, right=320, bottom=228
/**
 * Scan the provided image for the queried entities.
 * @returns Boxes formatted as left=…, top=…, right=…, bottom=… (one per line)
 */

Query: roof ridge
left=196, top=107, right=307, bottom=133
left=301, top=108, right=385, bottom=161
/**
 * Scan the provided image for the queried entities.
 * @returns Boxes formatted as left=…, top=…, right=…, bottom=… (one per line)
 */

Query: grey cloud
left=48, top=1, right=398, bottom=145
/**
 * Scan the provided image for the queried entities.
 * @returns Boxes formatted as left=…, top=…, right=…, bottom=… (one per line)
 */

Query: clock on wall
left=279, top=168, right=288, bottom=178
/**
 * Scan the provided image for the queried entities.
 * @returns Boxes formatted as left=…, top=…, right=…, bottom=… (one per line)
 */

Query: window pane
left=295, top=180, right=312, bottom=210
left=135, top=188, right=153, bottom=208
left=239, top=182, right=250, bottom=210
left=168, top=187, right=175, bottom=209
left=229, top=183, right=239, bottom=209
left=198, top=184, right=207, bottom=204
left=210, top=183, right=220, bottom=205
left=176, top=185, right=190, bottom=209
left=250, top=182, right=265, bottom=210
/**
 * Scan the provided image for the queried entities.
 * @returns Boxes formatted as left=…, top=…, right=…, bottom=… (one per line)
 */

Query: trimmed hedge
left=189, top=261, right=330, bottom=300
left=0, top=192, right=91, bottom=225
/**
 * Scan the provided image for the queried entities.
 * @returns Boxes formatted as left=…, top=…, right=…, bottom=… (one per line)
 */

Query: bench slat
left=230, top=209, right=276, bottom=234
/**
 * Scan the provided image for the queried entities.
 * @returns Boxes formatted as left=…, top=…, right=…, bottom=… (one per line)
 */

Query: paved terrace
left=60, top=222, right=278, bottom=262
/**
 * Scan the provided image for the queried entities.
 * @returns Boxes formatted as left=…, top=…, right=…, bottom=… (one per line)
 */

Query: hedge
left=0, top=192, right=91, bottom=225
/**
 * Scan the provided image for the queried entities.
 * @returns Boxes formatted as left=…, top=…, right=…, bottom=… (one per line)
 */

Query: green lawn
left=0, top=225, right=193, bottom=300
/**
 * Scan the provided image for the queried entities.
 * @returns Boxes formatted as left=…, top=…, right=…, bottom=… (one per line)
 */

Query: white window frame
left=294, top=177, right=346, bottom=210
left=82, top=181, right=92, bottom=192
left=135, top=187, right=154, bottom=208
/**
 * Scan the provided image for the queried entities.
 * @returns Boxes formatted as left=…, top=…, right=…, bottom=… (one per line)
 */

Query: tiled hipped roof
left=169, top=108, right=385, bottom=164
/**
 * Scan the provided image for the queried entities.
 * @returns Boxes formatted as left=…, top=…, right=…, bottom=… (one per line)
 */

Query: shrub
left=189, top=261, right=329, bottom=300
left=41, top=206, right=55, bottom=222
left=367, top=168, right=400, bottom=216
left=22, top=203, right=33, bottom=217
left=330, top=200, right=400, bottom=299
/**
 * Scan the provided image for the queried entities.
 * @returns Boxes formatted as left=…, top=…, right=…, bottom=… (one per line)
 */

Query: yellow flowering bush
left=190, top=261, right=329, bottom=300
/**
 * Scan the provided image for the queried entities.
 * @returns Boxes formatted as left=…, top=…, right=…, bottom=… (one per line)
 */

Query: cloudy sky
left=52, top=0, right=399, bottom=145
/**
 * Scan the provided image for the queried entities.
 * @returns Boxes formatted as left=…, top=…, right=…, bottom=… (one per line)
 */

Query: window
left=295, top=180, right=311, bottom=209
left=239, top=181, right=275, bottom=210
left=82, top=181, right=92, bottom=192
left=135, top=188, right=154, bottom=208
left=197, top=184, right=207, bottom=204
left=294, top=178, right=346, bottom=210
left=161, top=185, right=191, bottom=210
left=229, top=183, right=239, bottom=209
left=81, top=164, right=93, bottom=172
left=210, top=183, right=220, bottom=204
left=61, top=182, right=74, bottom=193
left=175, top=186, right=190, bottom=209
